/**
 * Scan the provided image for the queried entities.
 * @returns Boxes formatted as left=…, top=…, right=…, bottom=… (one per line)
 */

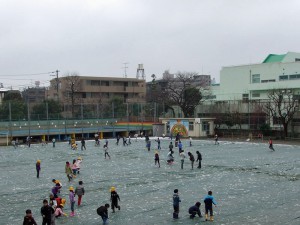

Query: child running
left=103, top=144, right=111, bottom=159
left=204, top=191, right=217, bottom=221
left=65, top=162, right=73, bottom=182
left=110, top=186, right=121, bottom=213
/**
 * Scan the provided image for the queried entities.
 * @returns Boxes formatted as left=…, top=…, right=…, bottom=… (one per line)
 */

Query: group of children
left=173, top=189, right=217, bottom=221
left=152, top=138, right=203, bottom=170
left=65, top=157, right=82, bottom=182
left=27, top=135, right=217, bottom=224
left=24, top=178, right=85, bottom=225
left=96, top=186, right=121, bottom=224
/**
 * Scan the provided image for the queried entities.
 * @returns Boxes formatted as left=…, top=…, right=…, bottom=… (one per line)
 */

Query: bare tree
left=63, top=73, right=81, bottom=117
left=264, top=89, right=299, bottom=137
left=162, top=72, right=203, bottom=117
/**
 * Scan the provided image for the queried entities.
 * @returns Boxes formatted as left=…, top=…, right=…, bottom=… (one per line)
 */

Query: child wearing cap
left=75, top=181, right=85, bottom=206
left=69, top=186, right=76, bottom=216
left=36, top=160, right=41, bottom=178
left=54, top=204, right=67, bottom=218
left=110, top=187, right=120, bottom=213
left=23, top=209, right=38, bottom=225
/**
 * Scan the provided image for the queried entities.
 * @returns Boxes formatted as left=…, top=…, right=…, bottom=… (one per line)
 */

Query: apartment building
left=48, top=76, right=146, bottom=104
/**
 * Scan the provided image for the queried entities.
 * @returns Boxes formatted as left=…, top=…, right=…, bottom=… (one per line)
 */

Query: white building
left=0, top=87, right=9, bottom=105
left=212, top=52, right=300, bottom=101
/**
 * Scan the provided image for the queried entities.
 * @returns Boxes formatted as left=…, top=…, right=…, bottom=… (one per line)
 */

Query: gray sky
left=1, top=0, right=300, bottom=90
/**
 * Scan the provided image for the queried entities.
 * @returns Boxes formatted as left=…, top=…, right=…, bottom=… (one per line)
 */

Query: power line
left=0, top=72, right=54, bottom=77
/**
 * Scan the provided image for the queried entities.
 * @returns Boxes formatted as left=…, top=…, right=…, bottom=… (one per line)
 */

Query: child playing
left=204, top=191, right=217, bottom=221
left=97, top=204, right=110, bottom=224
left=110, top=186, right=121, bottom=213
left=269, top=138, right=275, bottom=151
left=154, top=151, right=160, bottom=168
left=187, top=152, right=195, bottom=170
left=196, top=151, right=202, bottom=169
left=155, top=137, right=161, bottom=149
left=189, top=136, right=192, bottom=147
left=214, top=134, right=219, bottom=145
left=52, top=179, right=62, bottom=189
left=23, top=209, right=38, bottom=225
left=75, top=157, right=83, bottom=174
left=65, top=162, right=73, bottom=182
left=179, top=150, right=186, bottom=169
left=72, top=159, right=78, bottom=175
left=69, top=186, right=76, bottom=216
left=54, top=204, right=68, bottom=218
left=75, top=181, right=85, bottom=206
left=51, top=183, right=61, bottom=198
left=167, top=150, right=174, bottom=164
left=36, top=160, right=41, bottom=178
left=172, top=189, right=181, bottom=219
left=188, top=202, right=202, bottom=219
left=41, top=199, right=54, bottom=225
left=103, top=145, right=111, bottom=159
left=178, top=141, right=183, bottom=154
left=146, top=140, right=151, bottom=151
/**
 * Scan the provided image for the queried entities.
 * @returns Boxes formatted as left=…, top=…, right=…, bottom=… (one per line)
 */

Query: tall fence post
left=9, top=102, right=12, bottom=139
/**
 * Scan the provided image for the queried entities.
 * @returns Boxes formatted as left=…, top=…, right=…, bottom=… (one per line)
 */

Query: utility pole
left=50, top=70, right=60, bottom=102
left=56, top=70, right=60, bottom=102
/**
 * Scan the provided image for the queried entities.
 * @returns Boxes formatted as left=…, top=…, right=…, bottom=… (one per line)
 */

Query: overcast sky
left=1, top=0, right=300, bottom=90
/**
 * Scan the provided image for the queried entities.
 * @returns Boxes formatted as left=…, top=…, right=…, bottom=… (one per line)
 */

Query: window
left=279, top=75, right=288, bottom=81
left=91, top=80, right=100, bottom=86
left=202, top=122, right=209, bottom=131
left=242, top=94, right=249, bottom=101
left=295, top=58, right=300, bottom=62
left=189, top=122, right=194, bottom=131
left=261, top=79, right=276, bottom=83
left=252, top=92, right=260, bottom=98
left=101, top=81, right=109, bottom=86
left=252, top=74, right=260, bottom=83
left=289, top=74, right=300, bottom=80
left=204, top=95, right=216, bottom=100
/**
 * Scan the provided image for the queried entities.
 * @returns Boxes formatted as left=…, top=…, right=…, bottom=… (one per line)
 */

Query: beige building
left=48, top=76, right=146, bottom=104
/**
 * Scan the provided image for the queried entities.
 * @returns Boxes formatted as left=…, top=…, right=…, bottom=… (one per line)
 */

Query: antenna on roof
left=123, top=62, right=129, bottom=78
